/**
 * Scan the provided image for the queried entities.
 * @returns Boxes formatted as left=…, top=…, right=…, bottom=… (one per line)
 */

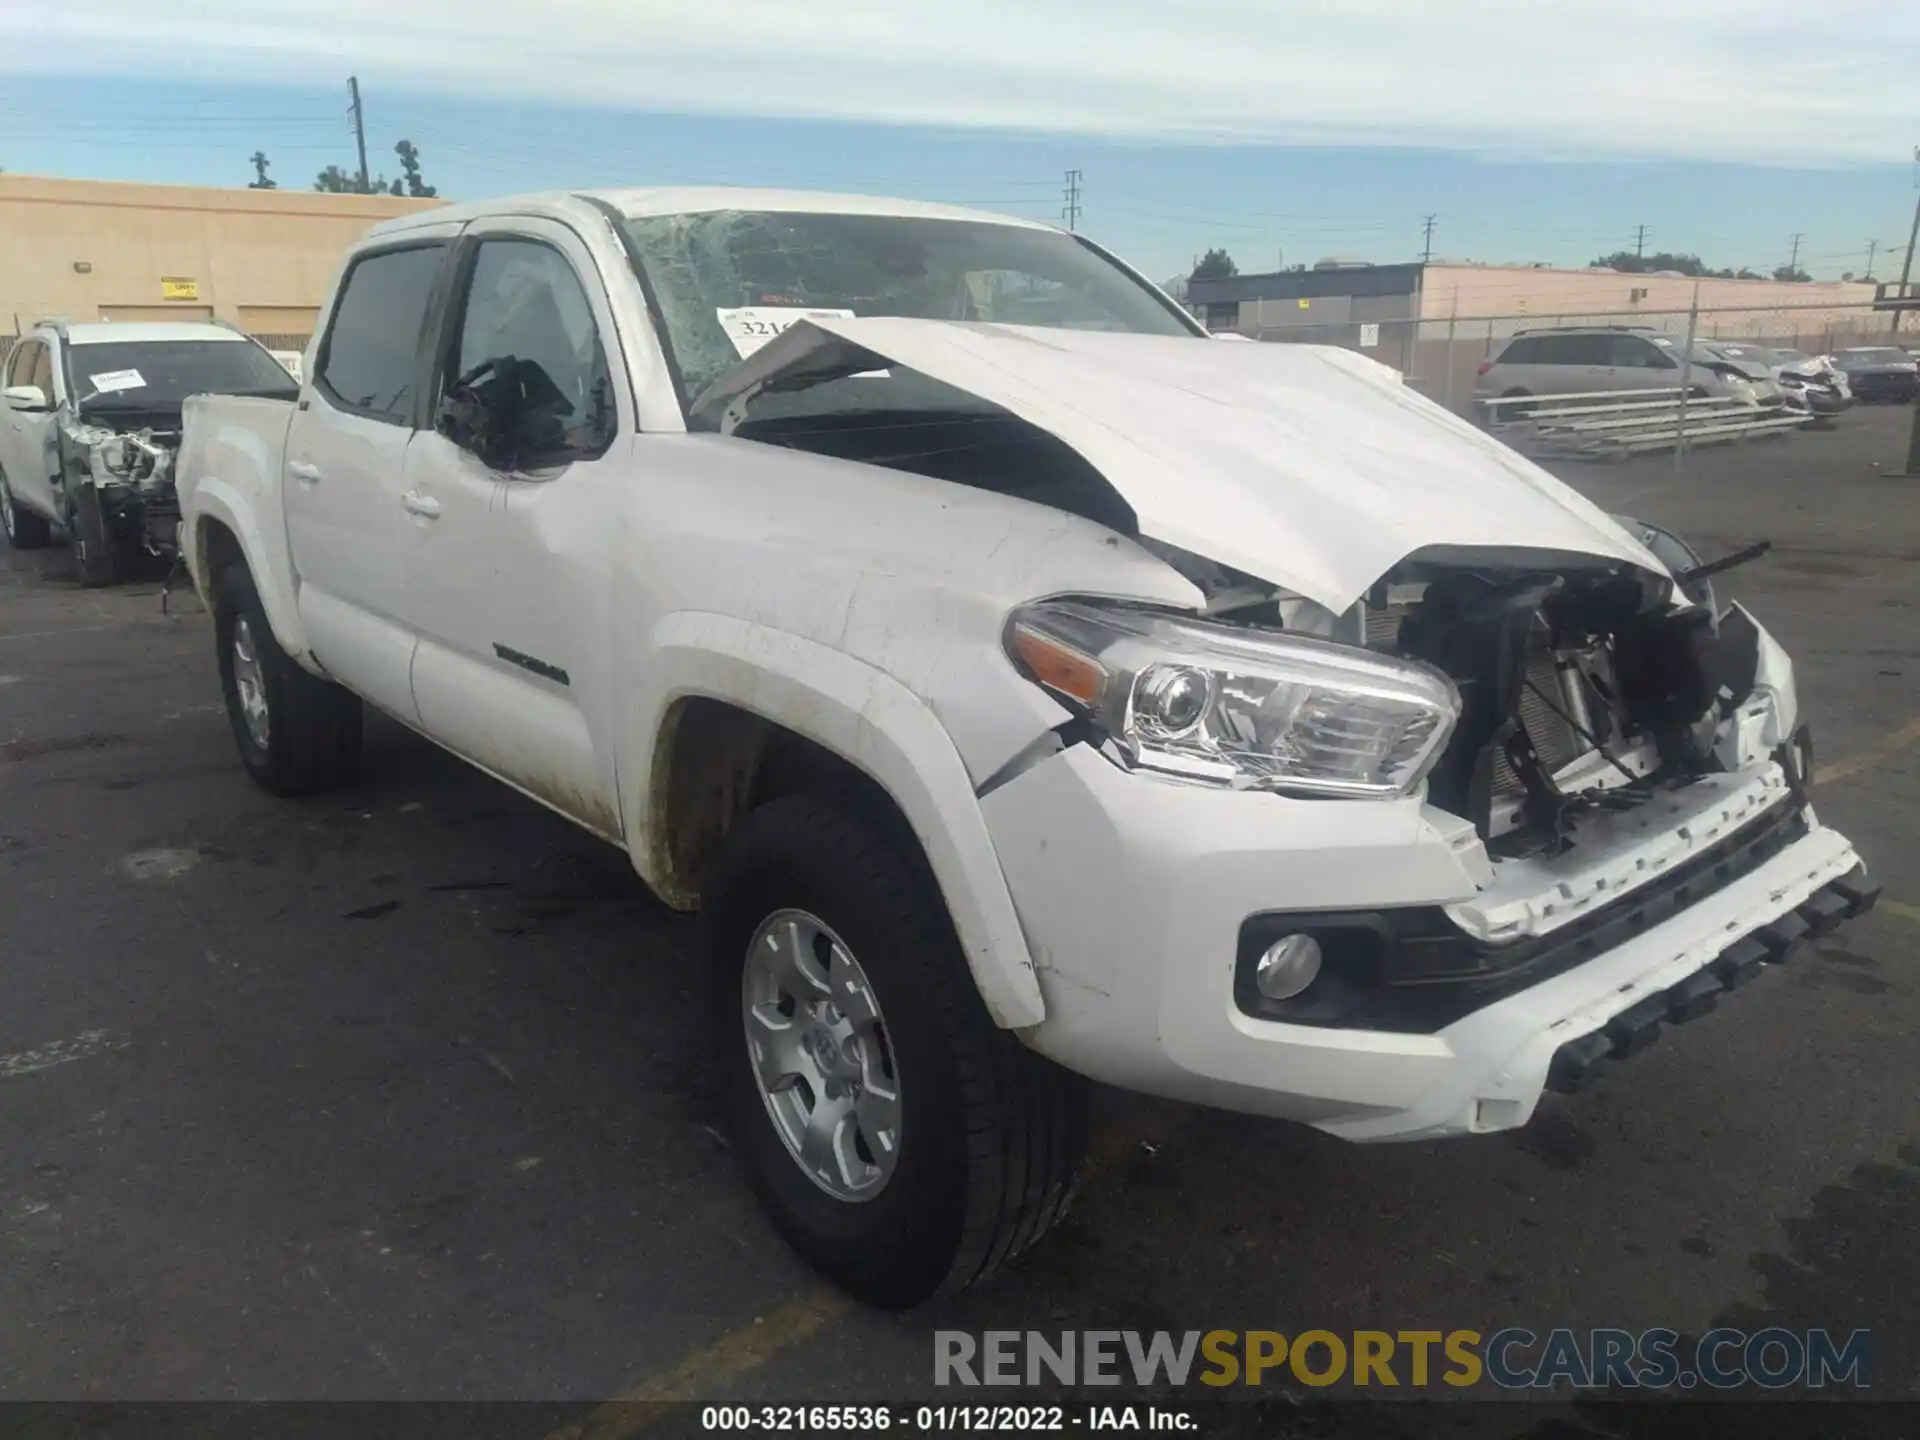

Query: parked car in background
left=1473, top=325, right=1784, bottom=417
left=1757, top=347, right=1853, bottom=421
left=1, top=320, right=299, bottom=583
left=1831, top=346, right=1919, bottom=403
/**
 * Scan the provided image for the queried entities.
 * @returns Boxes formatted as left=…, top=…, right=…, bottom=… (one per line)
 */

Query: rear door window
left=1498, top=337, right=1540, bottom=364
left=1608, top=335, right=1674, bottom=369
left=1528, top=335, right=1588, bottom=365
left=315, top=244, right=448, bottom=424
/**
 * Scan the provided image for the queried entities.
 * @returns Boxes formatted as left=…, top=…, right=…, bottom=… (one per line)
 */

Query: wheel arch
left=628, top=613, right=1047, bottom=1030
left=188, top=483, right=310, bottom=664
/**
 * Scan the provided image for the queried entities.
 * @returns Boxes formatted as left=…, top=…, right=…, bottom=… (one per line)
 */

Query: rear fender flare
left=189, top=478, right=311, bottom=667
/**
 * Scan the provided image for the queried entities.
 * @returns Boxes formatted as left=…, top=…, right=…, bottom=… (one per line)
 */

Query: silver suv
left=1474, top=325, right=1784, bottom=417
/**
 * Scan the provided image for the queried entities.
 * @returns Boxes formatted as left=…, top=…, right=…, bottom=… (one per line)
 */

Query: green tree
left=1590, top=250, right=1715, bottom=276
left=247, top=151, right=277, bottom=190
left=1772, top=264, right=1812, bottom=283
left=1191, top=248, right=1238, bottom=282
left=314, top=164, right=392, bottom=194
left=393, top=139, right=438, bottom=198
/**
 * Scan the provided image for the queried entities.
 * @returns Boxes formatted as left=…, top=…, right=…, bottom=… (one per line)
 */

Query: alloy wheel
left=742, top=908, right=903, bottom=1201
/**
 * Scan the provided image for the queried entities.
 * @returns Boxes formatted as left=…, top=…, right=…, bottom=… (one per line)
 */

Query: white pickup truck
left=176, top=187, right=1879, bottom=1308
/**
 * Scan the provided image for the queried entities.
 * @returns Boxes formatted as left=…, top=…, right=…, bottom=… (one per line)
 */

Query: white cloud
left=6, top=0, right=1917, bottom=165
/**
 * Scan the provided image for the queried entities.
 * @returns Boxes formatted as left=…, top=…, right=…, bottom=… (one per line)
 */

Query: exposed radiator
left=1492, top=651, right=1588, bottom=798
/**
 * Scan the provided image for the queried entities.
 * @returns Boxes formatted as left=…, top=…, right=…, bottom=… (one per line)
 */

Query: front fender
left=628, top=611, right=1047, bottom=1030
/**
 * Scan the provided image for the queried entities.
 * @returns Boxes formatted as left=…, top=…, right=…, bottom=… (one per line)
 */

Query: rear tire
left=214, top=562, right=363, bottom=796
left=0, top=471, right=53, bottom=550
left=707, top=789, right=1087, bottom=1309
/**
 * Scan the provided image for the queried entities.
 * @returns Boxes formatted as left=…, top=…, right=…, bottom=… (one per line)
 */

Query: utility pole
left=1787, top=232, right=1803, bottom=273
left=1421, top=214, right=1437, bottom=264
left=1634, top=223, right=1648, bottom=259
left=1894, top=157, right=1920, bottom=337
left=1864, top=238, right=1879, bottom=280
left=1061, top=169, right=1082, bottom=232
left=348, top=76, right=371, bottom=194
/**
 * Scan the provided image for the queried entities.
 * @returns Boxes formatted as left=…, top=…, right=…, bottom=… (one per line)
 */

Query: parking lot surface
left=3, top=408, right=1918, bottom=1423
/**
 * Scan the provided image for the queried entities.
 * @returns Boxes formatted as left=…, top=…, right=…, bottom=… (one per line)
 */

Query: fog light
left=1253, top=933, right=1323, bottom=1000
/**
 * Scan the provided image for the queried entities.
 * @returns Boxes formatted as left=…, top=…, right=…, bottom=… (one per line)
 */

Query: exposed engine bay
left=57, top=413, right=183, bottom=558
left=1123, top=532, right=1780, bottom=858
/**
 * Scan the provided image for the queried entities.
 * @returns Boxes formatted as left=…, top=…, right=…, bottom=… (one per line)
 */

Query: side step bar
left=1545, top=867, right=1882, bottom=1094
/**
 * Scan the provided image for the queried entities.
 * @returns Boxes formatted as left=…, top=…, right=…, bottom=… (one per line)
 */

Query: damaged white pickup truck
left=175, top=189, right=1879, bottom=1308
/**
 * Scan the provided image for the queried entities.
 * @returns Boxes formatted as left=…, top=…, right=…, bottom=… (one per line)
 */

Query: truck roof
left=362, top=186, right=1060, bottom=242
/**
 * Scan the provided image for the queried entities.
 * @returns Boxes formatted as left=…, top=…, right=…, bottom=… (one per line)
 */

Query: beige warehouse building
left=1, top=174, right=444, bottom=354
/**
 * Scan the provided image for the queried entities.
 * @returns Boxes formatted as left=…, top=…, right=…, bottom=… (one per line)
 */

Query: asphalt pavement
left=2, top=407, right=1918, bottom=1428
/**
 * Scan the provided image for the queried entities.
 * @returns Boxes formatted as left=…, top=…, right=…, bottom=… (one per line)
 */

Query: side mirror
left=435, top=357, right=575, bottom=472
left=435, top=364, right=524, bottom=472
left=4, top=384, right=49, bottom=413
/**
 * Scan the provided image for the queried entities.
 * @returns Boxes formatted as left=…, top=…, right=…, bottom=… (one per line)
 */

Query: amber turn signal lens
left=1008, top=625, right=1106, bottom=706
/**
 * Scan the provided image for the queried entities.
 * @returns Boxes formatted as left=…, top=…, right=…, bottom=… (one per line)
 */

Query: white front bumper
left=980, top=744, right=1864, bottom=1142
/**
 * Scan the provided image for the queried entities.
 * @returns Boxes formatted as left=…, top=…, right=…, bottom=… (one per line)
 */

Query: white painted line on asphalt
left=0, top=624, right=117, bottom=645
left=0, top=1030, right=130, bottom=1080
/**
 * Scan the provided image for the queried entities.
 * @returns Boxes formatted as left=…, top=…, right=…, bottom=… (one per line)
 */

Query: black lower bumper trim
left=1831, top=874, right=1882, bottom=918
left=1756, top=910, right=1810, bottom=959
left=1545, top=864, right=1874, bottom=1096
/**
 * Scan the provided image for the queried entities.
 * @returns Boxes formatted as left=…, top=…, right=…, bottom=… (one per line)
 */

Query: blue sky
left=2, top=0, right=1916, bottom=284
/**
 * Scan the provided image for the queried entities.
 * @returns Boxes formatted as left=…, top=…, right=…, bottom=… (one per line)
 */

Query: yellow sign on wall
left=161, top=277, right=200, bottom=302
left=1297, top=298, right=1311, bottom=309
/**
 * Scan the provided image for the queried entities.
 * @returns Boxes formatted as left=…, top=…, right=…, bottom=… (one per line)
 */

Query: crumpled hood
left=700, top=318, right=1671, bottom=614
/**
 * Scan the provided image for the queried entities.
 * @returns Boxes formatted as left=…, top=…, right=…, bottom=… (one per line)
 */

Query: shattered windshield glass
left=618, top=209, right=1198, bottom=410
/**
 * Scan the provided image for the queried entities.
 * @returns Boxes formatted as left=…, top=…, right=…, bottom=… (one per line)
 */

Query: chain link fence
left=1234, top=300, right=1908, bottom=414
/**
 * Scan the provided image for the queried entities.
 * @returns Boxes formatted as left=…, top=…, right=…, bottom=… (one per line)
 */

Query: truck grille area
left=1234, top=792, right=1819, bottom=1035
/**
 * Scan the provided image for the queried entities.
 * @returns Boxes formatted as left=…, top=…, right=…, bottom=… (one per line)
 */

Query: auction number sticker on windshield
left=715, top=307, right=856, bottom=359
left=88, top=369, right=147, bottom=394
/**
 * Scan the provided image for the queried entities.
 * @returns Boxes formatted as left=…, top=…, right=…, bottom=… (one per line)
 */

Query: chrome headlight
left=1004, top=599, right=1460, bottom=799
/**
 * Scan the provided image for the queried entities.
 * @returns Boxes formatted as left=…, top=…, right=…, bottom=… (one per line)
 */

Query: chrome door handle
left=288, top=460, right=323, bottom=484
left=401, top=490, right=442, bottom=519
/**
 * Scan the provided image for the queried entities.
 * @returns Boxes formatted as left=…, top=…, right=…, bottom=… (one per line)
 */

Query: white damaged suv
left=175, top=189, right=1879, bottom=1308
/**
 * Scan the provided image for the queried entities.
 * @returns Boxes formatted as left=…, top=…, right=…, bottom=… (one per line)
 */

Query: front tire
left=0, top=471, right=53, bottom=550
left=214, top=562, right=363, bottom=796
left=708, top=790, right=1087, bottom=1309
